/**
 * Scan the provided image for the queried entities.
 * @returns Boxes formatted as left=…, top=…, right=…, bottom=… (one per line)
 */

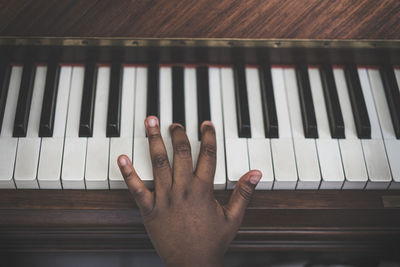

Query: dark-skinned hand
left=117, top=116, right=262, bottom=267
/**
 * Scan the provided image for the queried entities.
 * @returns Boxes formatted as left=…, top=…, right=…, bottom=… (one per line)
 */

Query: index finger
left=195, top=121, right=217, bottom=184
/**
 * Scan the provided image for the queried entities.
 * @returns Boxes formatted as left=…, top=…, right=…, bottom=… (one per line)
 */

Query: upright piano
left=0, top=0, right=399, bottom=258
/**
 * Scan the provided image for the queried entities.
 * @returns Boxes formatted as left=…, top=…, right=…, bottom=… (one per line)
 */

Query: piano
left=0, top=0, right=399, bottom=259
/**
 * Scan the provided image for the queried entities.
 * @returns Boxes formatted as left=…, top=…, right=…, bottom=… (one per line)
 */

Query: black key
left=380, top=65, right=400, bottom=139
left=39, top=61, right=60, bottom=137
left=79, top=61, right=98, bottom=137
left=106, top=61, right=123, bottom=137
left=295, top=64, right=319, bottom=138
left=13, top=61, right=36, bottom=137
left=259, top=64, right=278, bottom=138
left=146, top=63, right=159, bottom=118
left=233, top=64, right=251, bottom=138
left=319, top=64, right=345, bottom=138
left=172, top=66, right=185, bottom=127
left=196, top=66, right=210, bottom=140
left=0, top=61, right=11, bottom=134
left=344, top=64, right=371, bottom=139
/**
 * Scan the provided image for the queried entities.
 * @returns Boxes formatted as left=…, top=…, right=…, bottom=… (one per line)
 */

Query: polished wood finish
left=0, top=190, right=399, bottom=252
left=0, top=0, right=399, bottom=39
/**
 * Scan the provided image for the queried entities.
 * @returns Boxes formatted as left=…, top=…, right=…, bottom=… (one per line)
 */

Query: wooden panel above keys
left=0, top=0, right=399, bottom=39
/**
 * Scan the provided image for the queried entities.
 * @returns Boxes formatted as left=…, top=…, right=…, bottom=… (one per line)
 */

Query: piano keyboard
left=0, top=62, right=400, bottom=190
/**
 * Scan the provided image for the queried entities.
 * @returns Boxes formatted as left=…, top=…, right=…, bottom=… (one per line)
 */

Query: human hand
left=117, top=116, right=262, bottom=267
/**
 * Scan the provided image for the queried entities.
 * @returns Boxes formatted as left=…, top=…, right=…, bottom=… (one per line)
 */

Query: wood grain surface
left=0, top=0, right=399, bottom=39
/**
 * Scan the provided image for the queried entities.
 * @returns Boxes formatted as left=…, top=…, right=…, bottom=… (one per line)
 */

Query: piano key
left=37, top=66, right=72, bottom=189
left=246, top=67, right=273, bottom=189
left=196, top=66, right=211, bottom=140
left=284, top=68, right=321, bottom=189
left=221, top=67, right=249, bottom=188
left=14, top=66, right=47, bottom=188
left=333, top=68, right=368, bottom=188
left=133, top=67, right=153, bottom=188
left=367, top=68, right=400, bottom=189
left=62, top=67, right=86, bottom=189
left=270, top=68, right=297, bottom=189
left=184, top=67, right=199, bottom=167
left=106, top=61, right=123, bottom=137
left=0, top=66, right=22, bottom=188
left=208, top=67, right=226, bottom=189
left=172, top=66, right=185, bottom=127
left=109, top=66, right=135, bottom=189
left=13, top=61, right=36, bottom=137
left=295, top=64, right=318, bottom=138
left=259, top=64, right=278, bottom=138
left=39, top=61, right=60, bottom=137
left=344, top=64, right=371, bottom=139
left=358, top=68, right=391, bottom=189
left=159, top=66, right=173, bottom=162
left=233, top=64, right=251, bottom=138
left=309, top=68, right=345, bottom=189
left=0, top=61, right=11, bottom=134
left=379, top=65, right=400, bottom=139
left=79, top=61, right=97, bottom=137
left=146, top=63, right=159, bottom=118
left=85, top=66, right=110, bottom=189
left=319, top=64, right=345, bottom=138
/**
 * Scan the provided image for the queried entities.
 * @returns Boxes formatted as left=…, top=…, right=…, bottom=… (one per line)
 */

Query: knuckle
left=237, top=183, right=253, bottom=202
left=174, top=141, right=191, bottom=158
left=132, top=187, right=146, bottom=199
left=148, top=132, right=161, bottom=141
left=201, top=144, right=216, bottom=159
left=152, top=154, right=169, bottom=169
left=123, top=171, right=135, bottom=181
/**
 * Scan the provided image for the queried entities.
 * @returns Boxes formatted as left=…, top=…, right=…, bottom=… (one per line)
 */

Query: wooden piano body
left=0, top=0, right=399, bottom=258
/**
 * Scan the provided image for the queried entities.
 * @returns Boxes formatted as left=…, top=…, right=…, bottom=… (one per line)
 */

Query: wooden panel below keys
left=0, top=190, right=399, bottom=253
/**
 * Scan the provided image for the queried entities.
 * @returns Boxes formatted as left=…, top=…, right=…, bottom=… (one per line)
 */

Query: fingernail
left=249, top=175, right=261, bottom=185
left=118, top=156, right=128, bottom=166
left=148, top=117, right=157, bottom=127
left=169, top=123, right=183, bottom=132
left=201, top=121, right=214, bottom=133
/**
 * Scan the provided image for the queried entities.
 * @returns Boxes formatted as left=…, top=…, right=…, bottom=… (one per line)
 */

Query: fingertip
left=169, top=123, right=184, bottom=134
left=200, top=120, right=214, bottom=133
left=117, top=155, right=130, bottom=167
left=242, top=170, right=262, bottom=185
left=145, top=116, right=159, bottom=128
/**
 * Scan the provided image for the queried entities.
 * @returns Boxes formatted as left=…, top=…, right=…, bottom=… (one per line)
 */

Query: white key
left=334, top=68, right=368, bottom=187
left=159, top=66, right=173, bottom=164
left=85, top=66, right=110, bottom=189
left=308, top=68, right=345, bottom=189
left=0, top=66, right=22, bottom=188
left=359, top=68, right=391, bottom=189
left=184, top=67, right=200, bottom=168
left=368, top=69, right=400, bottom=189
left=109, top=67, right=135, bottom=189
left=271, top=67, right=297, bottom=189
left=62, top=67, right=86, bottom=189
left=221, top=67, right=249, bottom=188
left=209, top=68, right=226, bottom=189
left=246, top=67, right=273, bottom=189
left=37, top=67, right=72, bottom=189
left=14, top=66, right=47, bottom=189
left=133, top=67, right=153, bottom=187
left=284, top=68, right=320, bottom=189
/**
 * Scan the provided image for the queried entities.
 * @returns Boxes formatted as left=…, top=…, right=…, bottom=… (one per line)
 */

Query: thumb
left=118, top=155, right=154, bottom=216
left=224, top=170, right=262, bottom=222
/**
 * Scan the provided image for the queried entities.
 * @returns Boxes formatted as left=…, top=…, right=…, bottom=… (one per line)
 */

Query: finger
left=224, top=170, right=262, bottom=222
left=118, top=155, right=154, bottom=215
left=145, top=116, right=172, bottom=192
left=195, top=121, right=217, bottom=184
left=170, top=123, right=193, bottom=187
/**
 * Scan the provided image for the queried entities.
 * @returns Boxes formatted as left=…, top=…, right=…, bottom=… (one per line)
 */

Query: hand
left=117, top=116, right=262, bottom=267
